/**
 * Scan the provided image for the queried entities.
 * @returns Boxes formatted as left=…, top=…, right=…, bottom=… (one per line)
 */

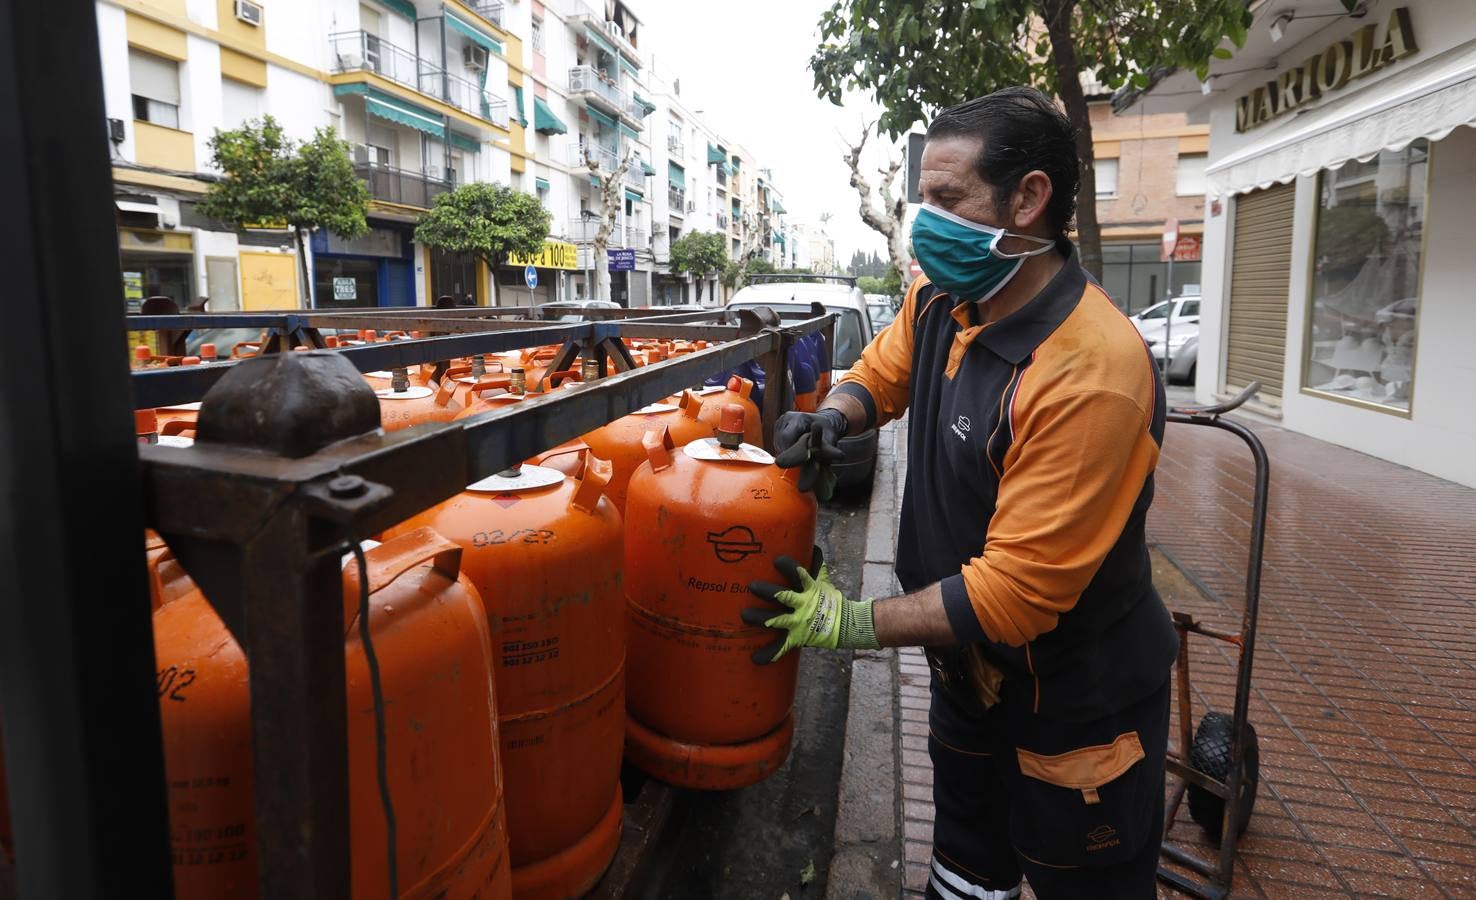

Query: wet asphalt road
left=631, top=479, right=873, bottom=900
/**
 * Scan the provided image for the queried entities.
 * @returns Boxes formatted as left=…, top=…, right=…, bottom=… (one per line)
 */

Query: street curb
left=825, top=420, right=906, bottom=900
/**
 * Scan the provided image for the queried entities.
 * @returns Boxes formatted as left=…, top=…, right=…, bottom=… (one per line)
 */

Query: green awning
left=589, top=174, right=601, bottom=187
left=668, top=161, right=685, bottom=189
left=632, top=91, right=656, bottom=116
left=618, top=122, right=639, bottom=141
left=625, top=188, right=643, bottom=201
left=707, top=143, right=725, bottom=164
left=512, top=85, right=527, bottom=126
left=533, top=95, right=567, bottom=134
left=384, top=0, right=416, bottom=19
left=446, top=12, right=503, bottom=53
left=448, top=131, right=481, bottom=153
left=640, top=159, right=655, bottom=176
left=535, top=177, right=550, bottom=191
left=584, top=25, right=618, bottom=59
left=730, top=155, right=740, bottom=170
left=772, top=230, right=781, bottom=242
left=721, top=161, right=734, bottom=176
left=772, top=199, right=786, bottom=214
left=620, top=56, right=639, bottom=78
left=334, top=84, right=445, bottom=138
left=586, top=104, right=618, bottom=132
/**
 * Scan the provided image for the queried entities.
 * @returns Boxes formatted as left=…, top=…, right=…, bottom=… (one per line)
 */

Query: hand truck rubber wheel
left=1187, top=711, right=1259, bottom=842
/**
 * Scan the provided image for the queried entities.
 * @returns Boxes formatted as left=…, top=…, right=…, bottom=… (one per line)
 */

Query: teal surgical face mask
left=910, top=203, right=1056, bottom=302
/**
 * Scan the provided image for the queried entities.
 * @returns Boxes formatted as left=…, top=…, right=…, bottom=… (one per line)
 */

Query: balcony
left=569, top=141, right=647, bottom=190
left=668, top=187, right=685, bottom=214
left=466, top=0, right=504, bottom=27
left=624, top=226, right=648, bottom=249
left=567, top=66, right=645, bottom=126
left=667, top=134, right=684, bottom=156
left=565, top=217, right=644, bottom=249
left=329, top=31, right=508, bottom=127
left=354, top=162, right=453, bottom=209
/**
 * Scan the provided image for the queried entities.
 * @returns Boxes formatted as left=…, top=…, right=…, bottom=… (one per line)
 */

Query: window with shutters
left=1176, top=154, right=1208, bottom=196
left=221, top=77, right=262, bottom=129
left=1303, top=140, right=1426, bottom=413
left=1095, top=158, right=1119, bottom=198
left=129, top=49, right=180, bottom=128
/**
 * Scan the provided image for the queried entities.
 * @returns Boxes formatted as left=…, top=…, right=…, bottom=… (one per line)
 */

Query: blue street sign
left=524, top=265, right=538, bottom=288
left=607, top=248, right=636, bottom=272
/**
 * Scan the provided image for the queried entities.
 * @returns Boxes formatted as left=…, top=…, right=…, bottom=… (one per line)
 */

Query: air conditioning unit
left=352, top=144, right=370, bottom=164
left=234, top=0, right=262, bottom=26
left=463, top=44, right=489, bottom=71
left=605, top=20, right=625, bottom=40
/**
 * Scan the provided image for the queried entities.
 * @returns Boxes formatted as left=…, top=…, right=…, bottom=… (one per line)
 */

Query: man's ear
left=1010, top=170, right=1054, bottom=233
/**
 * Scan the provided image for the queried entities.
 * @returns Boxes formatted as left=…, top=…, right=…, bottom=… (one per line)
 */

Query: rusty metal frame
left=134, top=311, right=832, bottom=898
left=1157, top=383, right=1270, bottom=900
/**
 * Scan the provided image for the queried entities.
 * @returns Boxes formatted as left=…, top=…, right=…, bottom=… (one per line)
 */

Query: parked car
left=1164, top=333, right=1198, bottom=384
left=864, top=293, right=898, bottom=328
left=1130, top=296, right=1200, bottom=336
left=536, top=300, right=621, bottom=322
left=725, top=276, right=878, bottom=488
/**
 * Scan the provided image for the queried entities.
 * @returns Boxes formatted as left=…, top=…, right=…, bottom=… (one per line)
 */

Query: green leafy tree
left=199, top=116, right=370, bottom=305
left=669, top=231, right=729, bottom=303
left=857, top=275, right=886, bottom=294
left=414, top=182, right=552, bottom=305
left=811, top=0, right=1252, bottom=279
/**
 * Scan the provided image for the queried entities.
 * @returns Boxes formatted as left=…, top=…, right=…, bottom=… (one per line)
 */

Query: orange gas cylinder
left=581, top=390, right=715, bottom=512
left=150, top=529, right=511, bottom=900
left=385, top=453, right=625, bottom=899
left=374, top=368, right=463, bottom=431
left=622, top=409, right=818, bottom=789
left=695, top=376, right=763, bottom=446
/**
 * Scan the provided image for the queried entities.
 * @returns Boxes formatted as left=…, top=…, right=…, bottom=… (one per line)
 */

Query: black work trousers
left=923, top=669, right=1171, bottom=900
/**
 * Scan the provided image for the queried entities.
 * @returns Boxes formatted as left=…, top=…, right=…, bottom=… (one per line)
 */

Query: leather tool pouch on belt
left=925, top=644, right=1005, bottom=714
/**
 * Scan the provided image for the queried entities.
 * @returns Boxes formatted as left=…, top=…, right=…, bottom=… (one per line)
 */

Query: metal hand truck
left=1157, top=383, right=1271, bottom=899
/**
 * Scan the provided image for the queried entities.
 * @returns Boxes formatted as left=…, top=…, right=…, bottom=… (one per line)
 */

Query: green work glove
left=742, top=546, right=879, bottom=664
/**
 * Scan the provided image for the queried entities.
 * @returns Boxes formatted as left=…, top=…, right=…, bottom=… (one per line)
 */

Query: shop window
left=1304, top=140, right=1426, bottom=413
left=129, top=49, right=180, bottom=129
left=1176, top=154, right=1208, bottom=196
left=1095, top=158, right=1118, bottom=198
left=1100, top=242, right=1201, bottom=314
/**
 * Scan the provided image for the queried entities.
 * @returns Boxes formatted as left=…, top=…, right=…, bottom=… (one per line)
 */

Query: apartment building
left=104, top=0, right=523, bottom=310
left=105, top=0, right=795, bottom=310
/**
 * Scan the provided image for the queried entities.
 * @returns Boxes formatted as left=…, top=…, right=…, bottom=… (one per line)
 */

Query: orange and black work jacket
left=834, top=244, right=1178, bottom=720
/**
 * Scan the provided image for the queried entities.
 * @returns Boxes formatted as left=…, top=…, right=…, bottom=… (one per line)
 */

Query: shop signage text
left=1235, top=7, right=1417, bottom=133
left=607, top=248, right=636, bottom=272
left=508, top=240, right=579, bottom=270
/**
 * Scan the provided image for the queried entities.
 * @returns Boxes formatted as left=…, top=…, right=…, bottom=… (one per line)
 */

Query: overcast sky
left=636, top=0, right=900, bottom=262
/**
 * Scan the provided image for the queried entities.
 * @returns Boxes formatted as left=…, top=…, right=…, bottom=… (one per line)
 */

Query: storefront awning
left=585, top=104, right=619, bottom=132
left=668, top=161, right=685, bottom=188
left=445, top=12, right=502, bottom=54
left=533, top=96, right=567, bottom=134
left=336, top=84, right=446, bottom=138
left=1207, top=42, right=1476, bottom=198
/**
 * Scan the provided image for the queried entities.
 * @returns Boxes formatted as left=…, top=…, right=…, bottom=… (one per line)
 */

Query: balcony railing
left=565, top=217, right=647, bottom=249
left=354, top=162, right=453, bottom=209
left=330, top=31, right=509, bottom=127
left=667, top=134, right=684, bottom=156
left=570, top=141, right=646, bottom=190
left=624, top=226, right=648, bottom=249
left=467, top=0, right=504, bottom=27
left=668, top=187, right=685, bottom=213
left=567, top=65, right=646, bottom=125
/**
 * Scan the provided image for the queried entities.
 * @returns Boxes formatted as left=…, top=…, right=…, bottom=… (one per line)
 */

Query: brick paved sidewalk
left=889, top=418, right=1476, bottom=899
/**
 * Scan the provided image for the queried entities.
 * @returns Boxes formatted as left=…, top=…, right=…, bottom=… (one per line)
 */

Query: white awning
left=116, top=199, right=159, bottom=215
left=1207, top=40, right=1476, bottom=198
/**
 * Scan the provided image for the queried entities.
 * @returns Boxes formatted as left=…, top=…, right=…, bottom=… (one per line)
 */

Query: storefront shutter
left=1225, top=182, right=1294, bottom=401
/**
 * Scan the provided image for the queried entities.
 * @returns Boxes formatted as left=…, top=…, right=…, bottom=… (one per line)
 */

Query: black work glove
left=772, top=408, right=847, bottom=501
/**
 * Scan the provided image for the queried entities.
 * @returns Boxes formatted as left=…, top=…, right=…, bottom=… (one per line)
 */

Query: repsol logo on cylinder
left=1235, top=7, right=1416, bottom=132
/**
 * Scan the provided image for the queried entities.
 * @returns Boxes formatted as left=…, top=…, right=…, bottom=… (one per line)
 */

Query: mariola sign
left=1235, top=6, right=1417, bottom=132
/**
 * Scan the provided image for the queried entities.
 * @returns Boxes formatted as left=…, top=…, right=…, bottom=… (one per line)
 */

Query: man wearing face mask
left=743, top=87, right=1176, bottom=899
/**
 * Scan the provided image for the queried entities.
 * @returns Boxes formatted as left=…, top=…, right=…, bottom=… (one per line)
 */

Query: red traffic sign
left=1161, top=217, right=1181, bottom=261
left=908, top=258, right=923, bottom=278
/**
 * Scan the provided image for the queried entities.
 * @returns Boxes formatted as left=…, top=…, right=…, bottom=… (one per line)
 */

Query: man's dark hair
left=925, top=86, right=1080, bottom=239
